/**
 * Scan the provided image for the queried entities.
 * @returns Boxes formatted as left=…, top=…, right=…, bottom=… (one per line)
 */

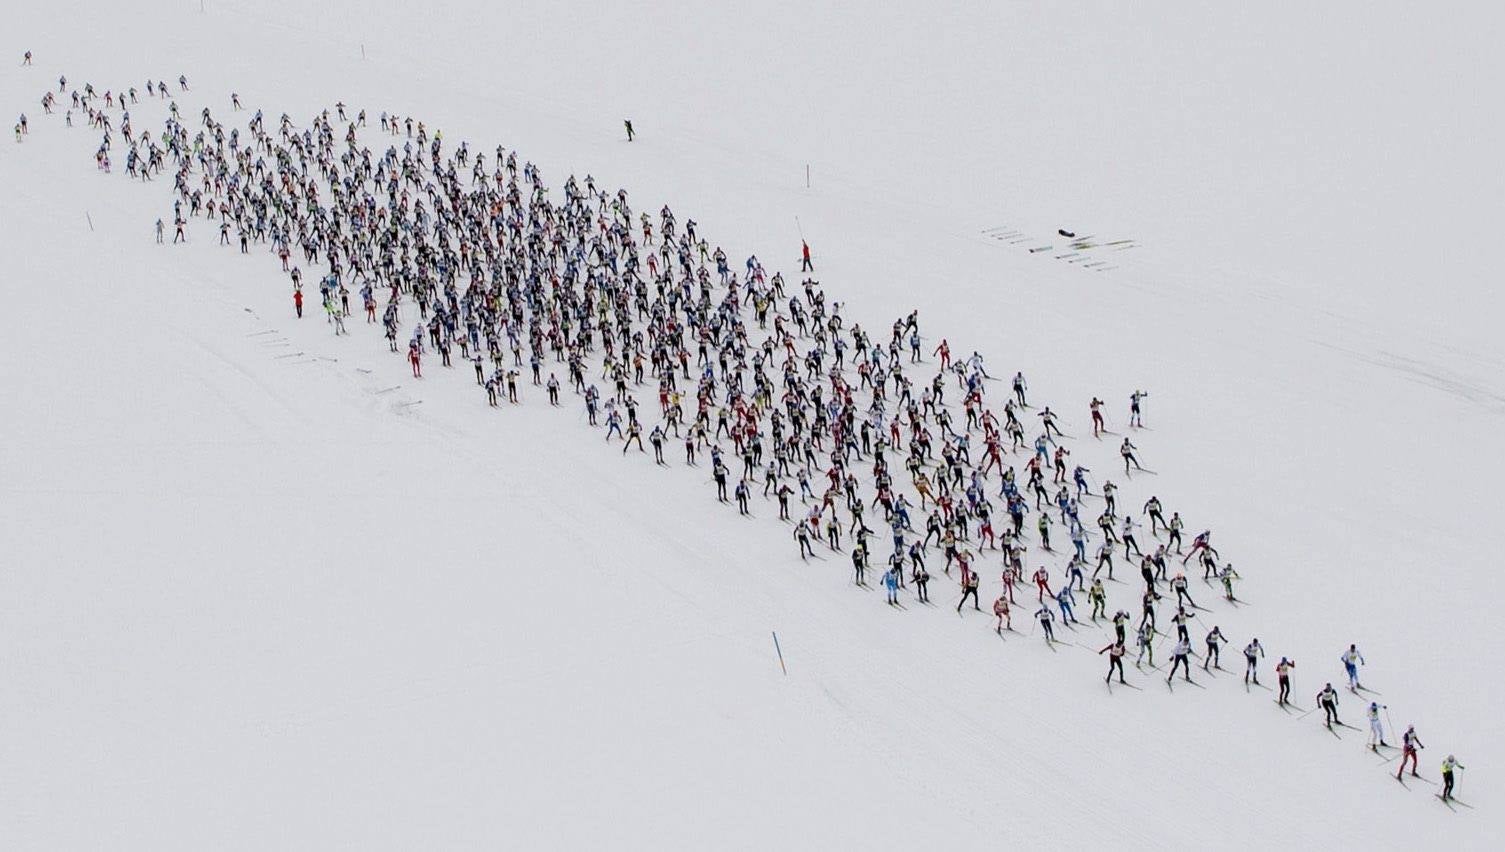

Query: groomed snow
left=2, top=2, right=1500, bottom=848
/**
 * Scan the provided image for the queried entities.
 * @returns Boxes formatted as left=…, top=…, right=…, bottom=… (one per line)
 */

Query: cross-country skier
left=1120, top=437, right=1144, bottom=474
left=1341, top=644, right=1366, bottom=691
left=1129, top=390, right=1148, bottom=427
left=1366, top=702, right=1388, bottom=751
left=1316, top=683, right=1341, bottom=728
left=794, top=521, right=815, bottom=560
left=1218, top=563, right=1240, bottom=601
left=1087, top=578, right=1106, bottom=621
left=884, top=564, right=901, bottom=605
left=1144, top=495, right=1166, bottom=534
left=1441, top=755, right=1464, bottom=802
left=993, top=594, right=1010, bottom=632
left=957, top=563, right=980, bottom=612
left=1203, top=625, right=1225, bottom=670
left=1112, top=609, right=1131, bottom=644
left=1276, top=656, right=1296, bottom=705
left=1166, top=637, right=1194, bottom=684
left=1135, top=622, right=1154, bottom=668
left=1055, top=584, right=1079, bottom=624
left=1243, top=638, right=1264, bottom=685
left=1035, top=604, right=1055, bottom=643
left=1397, top=726, right=1424, bottom=779
left=1099, top=640, right=1128, bottom=684
left=1169, top=572, right=1195, bottom=609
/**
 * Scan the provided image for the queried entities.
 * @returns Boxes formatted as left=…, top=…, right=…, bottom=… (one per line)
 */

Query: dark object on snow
left=1058, top=229, right=1076, bottom=238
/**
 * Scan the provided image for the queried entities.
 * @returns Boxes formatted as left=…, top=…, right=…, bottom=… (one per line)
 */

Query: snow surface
left=3, top=1, right=1502, bottom=848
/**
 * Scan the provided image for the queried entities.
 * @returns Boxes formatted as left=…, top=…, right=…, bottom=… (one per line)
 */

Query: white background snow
left=2, top=1, right=1501, bottom=847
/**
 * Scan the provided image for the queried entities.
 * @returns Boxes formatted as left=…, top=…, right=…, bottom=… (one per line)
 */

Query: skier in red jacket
left=1033, top=566, right=1053, bottom=602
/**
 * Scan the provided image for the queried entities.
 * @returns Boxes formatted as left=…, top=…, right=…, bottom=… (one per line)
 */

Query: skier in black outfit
left=1099, top=640, right=1127, bottom=684
left=1316, top=683, right=1342, bottom=728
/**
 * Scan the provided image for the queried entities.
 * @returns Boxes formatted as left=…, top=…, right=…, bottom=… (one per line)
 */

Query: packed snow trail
left=5, top=6, right=1501, bottom=846
left=22, top=73, right=1479, bottom=809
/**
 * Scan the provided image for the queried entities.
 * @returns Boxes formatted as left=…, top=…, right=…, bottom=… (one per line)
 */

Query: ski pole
left=772, top=631, right=787, bottom=675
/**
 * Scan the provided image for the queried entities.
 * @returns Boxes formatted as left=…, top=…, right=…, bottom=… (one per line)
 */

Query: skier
left=1169, top=606, right=1193, bottom=643
left=884, top=564, right=901, bottom=605
left=1087, top=578, right=1106, bottom=621
left=1094, top=538, right=1114, bottom=580
left=1166, top=637, right=1194, bottom=684
left=1134, top=622, right=1154, bottom=668
left=1341, top=644, right=1366, bottom=692
left=1181, top=529, right=1217, bottom=566
left=1366, top=702, right=1388, bottom=751
left=1315, top=683, right=1341, bottom=728
left=800, top=239, right=813, bottom=272
left=912, top=559, right=930, bottom=602
left=1032, top=566, right=1052, bottom=601
left=993, top=593, right=1011, bottom=632
left=793, top=521, right=815, bottom=560
left=624, top=119, right=634, bottom=141
left=1202, top=625, right=1225, bottom=670
left=1440, top=755, right=1464, bottom=802
left=1129, top=390, right=1148, bottom=427
left=1243, top=638, right=1264, bottom=685
left=1099, top=640, right=1128, bottom=684
left=1120, top=437, right=1144, bottom=474
left=1034, top=604, right=1055, bottom=643
left=1143, top=495, right=1166, bottom=534
left=1169, top=572, right=1195, bottom=609
left=1397, top=725, right=1424, bottom=779
left=1218, top=563, right=1240, bottom=601
left=1111, top=609, right=1131, bottom=644
left=957, top=563, right=980, bottom=612
left=1275, top=656, right=1296, bottom=706
left=1055, top=585, right=1079, bottom=625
